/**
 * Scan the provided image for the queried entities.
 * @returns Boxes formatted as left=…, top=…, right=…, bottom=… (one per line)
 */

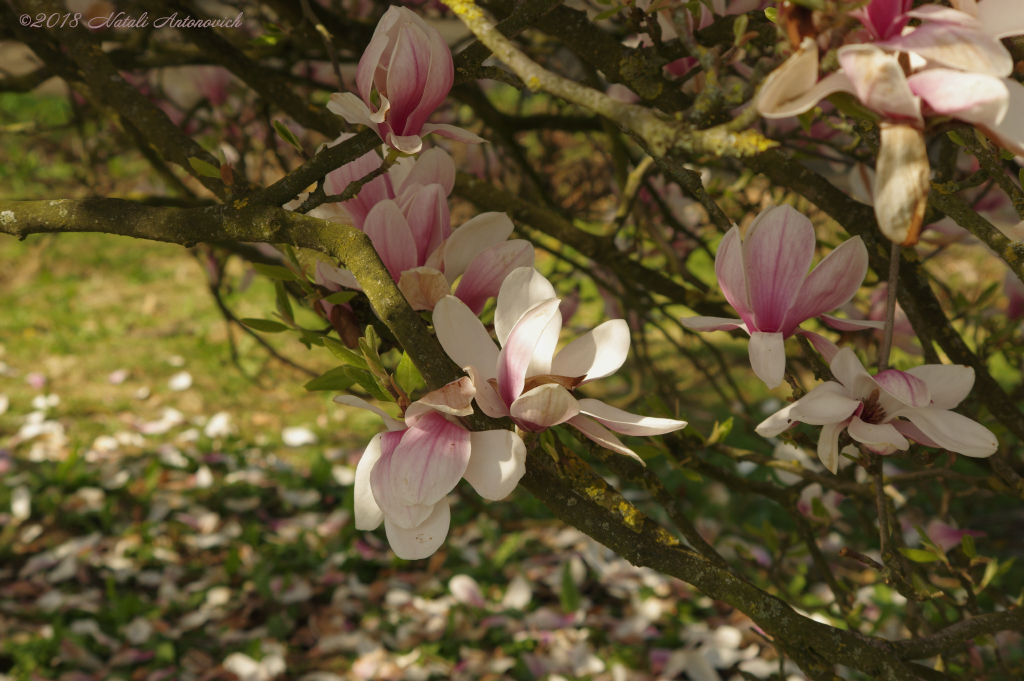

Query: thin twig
left=299, top=0, right=345, bottom=90
left=877, top=241, right=901, bottom=371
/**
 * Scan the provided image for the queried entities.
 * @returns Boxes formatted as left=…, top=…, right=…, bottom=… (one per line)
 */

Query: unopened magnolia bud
left=874, top=123, right=930, bottom=246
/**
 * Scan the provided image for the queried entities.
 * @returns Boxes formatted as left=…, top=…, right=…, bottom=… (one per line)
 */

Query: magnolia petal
left=496, top=299, right=562, bottom=407
left=874, top=369, right=931, bottom=409
left=905, top=364, right=975, bottom=409
left=829, top=346, right=872, bottom=394
left=421, top=122, right=487, bottom=145
left=386, top=132, right=425, bottom=154
left=408, top=377, right=476, bottom=423
left=756, top=381, right=848, bottom=437
left=798, top=330, right=840, bottom=364
left=355, top=28, right=391, bottom=103
left=442, top=212, right=517, bottom=283
left=465, top=365, right=510, bottom=418
left=455, top=241, right=536, bottom=314
left=371, top=433, right=435, bottom=529
left=316, top=263, right=362, bottom=291
left=388, top=411, right=471, bottom=507
left=748, top=331, right=786, bottom=389
left=577, top=398, right=687, bottom=435
left=742, top=205, right=817, bottom=332
left=891, top=419, right=942, bottom=448
left=837, top=44, right=922, bottom=123
left=398, top=266, right=451, bottom=311
left=782, top=236, right=870, bottom=334
left=882, top=19, right=1012, bottom=77
left=354, top=433, right=387, bottom=530
left=327, top=92, right=382, bottom=133
left=981, top=79, right=1024, bottom=156
left=902, top=407, right=998, bottom=457
left=975, top=0, right=1024, bottom=39
left=464, top=429, right=527, bottom=500
left=849, top=163, right=875, bottom=205
left=495, top=267, right=557, bottom=347
left=757, top=38, right=855, bottom=118
left=875, top=123, right=930, bottom=246
left=847, top=416, right=910, bottom=451
left=908, top=69, right=1009, bottom=128
left=714, top=226, right=754, bottom=327
left=432, top=295, right=500, bottom=382
left=396, top=147, right=456, bottom=196
left=384, top=500, right=450, bottom=560
left=510, top=384, right=581, bottom=430
left=679, top=316, right=748, bottom=333
left=789, top=383, right=861, bottom=425
left=566, top=415, right=644, bottom=464
left=401, top=184, right=450, bottom=262
left=819, top=315, right=886, bottom=331
left=333, top=395, right=405, bottom=432
left=550, top=319, right=630, bottom=383
left=363, top=200, right=418, bottom=279
left=817, top=420, right=848, bottom=474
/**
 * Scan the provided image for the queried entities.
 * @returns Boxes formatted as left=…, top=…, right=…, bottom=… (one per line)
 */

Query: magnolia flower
left=338, top=380, right=526, bottom=560
left=756, top=346, right=998, bottom=473
left=327, top=7, right=484, bottom=153
left=1006, top=269, right=1024, bottom=320
left=680, top=205, right=881, bottom=389
left=433, top=267, right=687, bottom=461
left=925, top=519, right=986, bottom=553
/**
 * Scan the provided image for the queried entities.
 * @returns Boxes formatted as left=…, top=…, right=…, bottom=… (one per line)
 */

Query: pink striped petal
left=495, top=267, right=557, bottom=347
left=550, top=319, right=630, bottom=383
left=925, top=519, right=986, bottom=553
left=464, top=430, right=526, bottom=500
left=882, top=19, right=1012, bottom=77
left=455, top=241, right=536, bottom=314
left=370, top=431, right=435, bottom=529
left=510, top=384, right=581, bottom=431
left=797, top=330, right=840, bottom=364
left=909, top=69, right=1009, bottom=129
left=714, top=226, right=754, bottom=327
left=322, top=146, right=392, bottom=231
left=363, top=200, right=418, bottom=280
left=496, top=299, right=561, bottom=407
left=441, top=212, right=516, bottom=283
left=404, top=24, right=454, bottom=135
left=384, top=500, right=450, bottom=560
left=874, top=369, right=931, bottom=409
left=679, top=316, right=748, bottom=333
left=384, top=23, right=433, bottom=132
left=905, top=364, right=974, bottom=409
left=432, top=296, right=500, bottom=382
left=819, top=315, right=886, bottom=331
left=782, top=236, right=869, bottom=335
left=748, top=331, right=786, bottom=389
left=356, top=24, right=392, bottom=103
left=891, top=419, right=942, bottom=448
left=742, top=206, right=816, bottom=332
left=399, top=183, right=449, bottom=262
left=576, top=398, right=687, bottom=435
left=397, top=147, right=455, bottom=196
left=566, top=415, right=643, bottom=463
left=387, top=411, right=471, bottom=508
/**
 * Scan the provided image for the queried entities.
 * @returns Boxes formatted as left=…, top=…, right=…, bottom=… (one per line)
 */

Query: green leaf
left=898, top=548, right=941, bottom=563
left=323, top=291, right=357, bottom=305
left=396, top=352, right=425, bottom=395
left=559, top=560, right=581, bottom=613
left=252, top=263, right=298, bottom=281
left=492, top=533, right=520, bottom=570
left=826, top=92, right=882, bottom=122
left=678, top=467, right=703, bottom=483
left=273, top=119, right=304, bottom=153
left=797, top=110, right=815, bottom=134
left=961, top=534, right=977, bottom=559
left=811, top=496, right=830, bottom=520
left=359, top=325, right=387, bottom=377
left=322, top=336, right=369, bottom=371
left=304, top=366, right=356, bottom=392
left=593, top=4, right=623, bottom=20
left=189, top=157, right=221, bottom=178
left=947, top=131, right=966, bottom=146
left=732, top=14, right=749, bottom=46
left=274, top=280, right=294, bottom=322
left=344, top=366, right=394, bottom=402
left=707, top=416, right=734, bottom=445
left=764, top=7, right=778, bottom=22
left=979, top=559, right=999, bottom=591
left=630, top=444, right=664, bottom=461
left=240, top=318, right=290, bottom=333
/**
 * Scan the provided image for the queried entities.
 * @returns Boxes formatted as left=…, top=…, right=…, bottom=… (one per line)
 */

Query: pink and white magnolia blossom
left=756, top=346, right=998, bottom=473
left=327, top=7, right=484, bottom=153
left=432, top=267, right=687, bottom=462
left=338, top=379, right=526, bottom=560
left=925, top=519, right=986, bottom=553
left=680, top=205, right=881, bottom=389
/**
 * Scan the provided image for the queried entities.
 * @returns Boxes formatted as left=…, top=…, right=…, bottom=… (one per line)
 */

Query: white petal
left=902, top=407, right=998, bottom=457
left=847, top=416, right=910, bottom=451
left=385, top=131, right=424, bottom=154
left=386, top=412, right=471, bottom=507
left=464, top=365, right=510, bottom=418
left=510, top=384, right=581, bottom=430
left=905, top=364, right=975, bottom=409
left=790, top=383, right=861, bottom=425
left=550, top=320, right=630, bottom=383
left=433, top=295, right=500, bottom=382
left=566, top=415, right=644, bottom=464
left=333, top=395, right=405, bottom=432
left=819, top=315, right=886, bottom=331
left=577, top=398, right=687, bottom=435
left=748, top=331, right=786, bottom=389
left=679, top=316, right=748, bottom=333
left=421, top=122, right=487, bottom=145
left=817, top=421, right=847, bottom=474
left=494, top=267, right=557, bottom=347
left=829, top=346, right=872, bottom=394
left=327, top=92, right=381, bottom=133
left=442, top=212, right=516, bottom=283
left=409, top=377, right=476, bottom=421
left=384, top=500, right=450, bottom=560
left=755, top=381, right=849, bottom=437
left=317, top=263, right=361, bottom=290
left=526, top=307, right=562, bottom=379
left=354, top=433, right=386, bottom=530
left=464, top=429, right=527, bottom=500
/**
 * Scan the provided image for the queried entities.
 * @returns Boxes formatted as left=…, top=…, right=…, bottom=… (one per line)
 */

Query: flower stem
left=877, top=240, right=901, bottom=371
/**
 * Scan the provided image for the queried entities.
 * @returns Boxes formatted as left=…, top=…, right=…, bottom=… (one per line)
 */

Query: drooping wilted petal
left=496, top=299, right=562, bottom=407
left=387, top=411, right=471, bottom=507
left=455, top=241, right=536, bottom=314
left=713, top=226, right=755, bottom=327
left=905, top=364, right=974, bottom=409
left=567, top=415, right=644, bottom=463
left=874, top=123, right=930, bottom=245
left=848, top=416, right=910, bottom=452
left=837, top=44, right=922, bottom=122
left=902, top=407, right=998, bottom=456
left=440, top=212, right=517, bottom=283
left=742, top=206, right=816, bottom=332
left=550, top=319, right=631, bottom=383
left=495, top=267, right=558, bottom=346
left=577, top=398, right=687, bottom=435
left=356, top=26, right=391, bottom=104
left=463, top=430, right=526, bottom=500
left=748, top=331, right=786, bottom=389
left=363, top=200, right=418, bottom=279
left=510, top=384, right=581, bottom=430
left=757, top=38, right=858, bottom=118
left=782, top=237, right=870, bottom=335
left=432, top=295, right=500, bottom=382
left=398, top=266, right=451, bottom=311
left=384, top=499, right=450, bottom=560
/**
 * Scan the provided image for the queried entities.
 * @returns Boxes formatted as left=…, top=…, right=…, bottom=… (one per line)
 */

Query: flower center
left=859, top=389, right=887, bottom=424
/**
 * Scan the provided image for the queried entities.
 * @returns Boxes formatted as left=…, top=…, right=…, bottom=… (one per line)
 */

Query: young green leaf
left=323, top=291, right=357, bottom=305
left=396, top=352, right=425, bottom=395
left=732, top=14, right=749, bottom=46
left=273, top=119, right=304, bottom=153
left=323, top=336, right=369, bottom=371
left=189, top=157, right=222, bottom=178
left=304, top=366, right=357, bottom=392
left=252, top=263, right=298, bottom=281
left=947, top=131, right=966, bottom=147
left=241, top=318, right=290, bottom=333
left=898, top=548, right=941, bottom=563
left=593, top=4, right=624, bottom=21
left=343, top=366, right=395, bottom=402
left=559, top=560, right=581, bottom=613
left=764, top=7, right=778, bottom=22
left=274, top=281, right=294, bottom=323
left=961, top=534, right=977, bottom=559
